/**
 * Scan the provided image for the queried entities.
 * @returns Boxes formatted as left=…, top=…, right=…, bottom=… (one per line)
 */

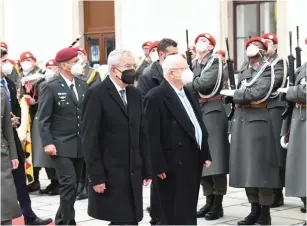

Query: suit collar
left=151, top=61, right=164, bottom=81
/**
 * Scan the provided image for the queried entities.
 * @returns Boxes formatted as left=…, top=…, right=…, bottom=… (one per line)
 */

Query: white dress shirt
left=110, top=76, right=127, bottom=104
left=169, top=83, right=203, bottom=148
left=61, top=75, right=79, bottom=101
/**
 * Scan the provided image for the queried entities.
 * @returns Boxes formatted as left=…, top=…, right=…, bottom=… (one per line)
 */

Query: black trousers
left=110, top=222, right=138, bottom=225
left=79, top=160, right=88, bottom=187
left=149, top=178, right=160, bottom=222
left=51, top=156, right=83, bottom=225
left=33, top=167, right=57, bottom=182
left=12, top=157, right=36, bottom=221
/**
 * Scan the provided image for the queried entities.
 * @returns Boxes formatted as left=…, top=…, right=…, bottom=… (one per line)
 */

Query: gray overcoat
left=229, top=60, right=280, bottom=188
left=193, top=53, right=229, bottom=176
left=1, top=87, right=21, bottom=221
left=284, top=63, right=306, bottom=197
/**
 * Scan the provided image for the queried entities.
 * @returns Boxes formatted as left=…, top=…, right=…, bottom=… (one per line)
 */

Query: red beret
left=245, top=37, right=268, bottom=50
left=216, top=50, right=226, bottom=57
left=188, top=46, right=196, bottom=52
left=0, top=42, right=7, bottom=51
left=261, top=33, right=278, bottom=44
left=149, top=41, right=159, bottom=53
left=76, top=46, right=87, bottom=56
left=142, top=41, right=152, bottom=48
left=20, top=51, right=35, bottom=62
left=194, top=33, right=216, bottom=47
left=45, top=59, right=57, bottom=67
left=55, top=47, right=79, bottom=63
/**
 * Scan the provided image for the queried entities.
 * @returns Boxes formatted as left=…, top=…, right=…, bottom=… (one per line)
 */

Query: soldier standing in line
left=135, top=41, right=152, bottom=82
left=191, top=33, right=229, bottom=221
left=221, top=37, right=280, bottom=225
left=261, top=33, right=288, bottom=208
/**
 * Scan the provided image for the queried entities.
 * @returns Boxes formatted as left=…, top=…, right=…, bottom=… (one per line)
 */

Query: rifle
left=69, top=35, right=84, bottom=48
left=185, top=29, right=193, bottom=70
left=281, top=31, right=295, bottom=120
left=295, top=26, right=302, bottom=68
left=225, top=37, right=236, bottom=120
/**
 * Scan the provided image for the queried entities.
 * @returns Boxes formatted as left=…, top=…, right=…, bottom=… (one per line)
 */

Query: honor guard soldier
left=221, top=37, right=280, bottom=225
left=75, top=47, right=102, bottom=87
left=192, top=33, right=230, bottom=220
left=135, top=41, right=152, bottom=82
left=261, top=33, right=288, bottom=208
left=38, top=47, right=87, bottom=225
left=279, top=56, right=306, bottom=218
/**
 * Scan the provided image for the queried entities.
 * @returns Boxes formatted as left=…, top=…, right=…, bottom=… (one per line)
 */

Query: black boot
left=271, top=188, right=284, bottom=208
left=76, top=182, right=84, bottom=196
left=48, top=180, right=60, bottom=196
left=27, top=181, right=40, bottom=193
left=39, top=182, right=54, bottom=195
left=301, top=197, right=306, bottom=213
left=197, top=194, right=214, bottom=218
left=237, top=203, right=261, bottom=225
left=255, top=205, right=272, bottom=225
left=76, top=186, right=89, bottom=200
left=205, top=195, right=224, bottom=220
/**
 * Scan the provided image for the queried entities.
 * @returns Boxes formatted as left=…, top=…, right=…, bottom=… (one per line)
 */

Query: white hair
left=107, top=49, right=134, bottom=73
left=162, top=54, right=186, bottom=78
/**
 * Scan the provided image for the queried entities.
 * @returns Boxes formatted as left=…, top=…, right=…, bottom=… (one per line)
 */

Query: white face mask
left=1, top=62, right=13, bottom=75
left=181, top=68, right=194, bottom=85
left=150, top=52, right=159, bottom=62
left=21, top=61, right=33, bottom=72
left=44, top=69, right=55, bottom=80
left=70, top=62, right=84, bottom=76
left=246, top=44, right=260, bottom=57
left=196, top=41, right=208, bottom=52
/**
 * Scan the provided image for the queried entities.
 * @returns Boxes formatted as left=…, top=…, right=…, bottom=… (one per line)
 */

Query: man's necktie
left=1, top=79, right=12, bottom=111
left=70, top=84, right=78, bottom=102
left=119, top=90, right=127, bottom=108
left=178, top=90, right=202, bottom=148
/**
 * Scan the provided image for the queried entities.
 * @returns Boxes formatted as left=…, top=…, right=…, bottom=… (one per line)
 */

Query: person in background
left=144, top=54, right=211, bottom=224
left=1, top=86, right=22, bottom=225
left=32, top=59, right=60, bottom=196
left=136, top=41, right=152, bottom=81
left=81, top=49, right=151, bottom=225
left=0, top=42, right=20, bottom=87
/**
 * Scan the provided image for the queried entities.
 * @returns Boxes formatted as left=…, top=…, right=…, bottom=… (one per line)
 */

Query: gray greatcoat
left=266, top=53, right=287, bottom=167
left=1, top=87, right=22, bottom=221
left=192, top=52, right=229, bottom=176
left=284, top=63, right=306, bottom=197
left=229, top=60, right=280, bottom=188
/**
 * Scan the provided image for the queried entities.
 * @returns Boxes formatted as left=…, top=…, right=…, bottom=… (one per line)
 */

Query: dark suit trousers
left=12, top=156, right=36, bottom=221
left=79, top=160, right=88, bottom=187
left=51, top=156, right=83, bottom=225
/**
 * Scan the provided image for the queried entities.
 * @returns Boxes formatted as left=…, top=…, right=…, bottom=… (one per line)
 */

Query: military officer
left=261, top=33, right=288, bottom=208
left=221, top=37, right=280, bottom=225
left=38, top=47, right=87, bottom=225
left=279, top=57, right=306, bottom=216
left=192, top=33, right=229, bottom=221
left=136, top=41, right=152, bottom=81
left=75, top=47, right=102, bottom=87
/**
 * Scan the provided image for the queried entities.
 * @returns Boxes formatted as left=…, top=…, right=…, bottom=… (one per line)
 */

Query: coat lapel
left=162, top=81, right=196, bottom=142
left=105, top=76, right=128, bottom=117
left=57, top=75, right=77, bottom=106
left=126, top=86, right=136, bottom=121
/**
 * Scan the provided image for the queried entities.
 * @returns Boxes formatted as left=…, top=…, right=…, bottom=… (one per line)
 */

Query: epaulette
left=47, top=76, right=58, bottom=84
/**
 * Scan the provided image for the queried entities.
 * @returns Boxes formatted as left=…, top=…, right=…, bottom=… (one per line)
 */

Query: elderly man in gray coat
left=221, top=37, right=280, bottom=225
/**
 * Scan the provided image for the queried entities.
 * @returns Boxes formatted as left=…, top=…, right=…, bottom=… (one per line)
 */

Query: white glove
left=280, top=136, right=288, bottom=149
left=228, top=134, right=231, bottom=144
left=220, top=89, right=235, bottom=97
left=277, top=87, right=288, bottom=93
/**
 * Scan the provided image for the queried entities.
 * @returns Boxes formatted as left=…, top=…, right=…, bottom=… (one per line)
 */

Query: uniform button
left=77, top=132, right=80, bottom=135
left=131, top=173, right=134, bottom=176
left=1, top=144, right=5, bottom=148
left=178, top=141, right=182, bottom=146
left=78, top=124, right=80, bottom=127
left=78, top=116, right=80, bottom=119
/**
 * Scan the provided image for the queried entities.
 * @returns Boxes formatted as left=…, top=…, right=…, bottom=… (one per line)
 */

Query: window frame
left=233, top=0, right=276, bottom=71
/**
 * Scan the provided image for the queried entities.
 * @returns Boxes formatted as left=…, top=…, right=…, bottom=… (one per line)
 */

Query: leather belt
left=199, top=95, right=222, bottom=104
left=236, top=103, right=267, bottom=109
left=296, top=103, right=306, bottom=108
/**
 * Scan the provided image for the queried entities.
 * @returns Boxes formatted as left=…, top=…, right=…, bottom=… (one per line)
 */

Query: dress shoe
left=27, top=181, right=40, bottom=193
left=301, top=197, right=306, bottom=213
left=255, top=205, right=272, bottom=225
left=24, top=217, right=53, bottom=225
left=48, top=185, right=60, bottom=196
left=76, top=187, right=89, bottom=200
left=76, top=182, right=85, bottom=196
left=237, top=203, right=261, bottom=225
left=39, top=182, right=55, bottom=195
left=146, top=206, right=151, bottom=213
left=197, top=194, right=214, bottom=218
left=271, top=188, right=284, bottom=208
left=205, top=195, right=224, bottom=220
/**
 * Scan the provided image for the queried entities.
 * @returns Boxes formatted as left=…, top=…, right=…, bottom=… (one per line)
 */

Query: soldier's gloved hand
left=228, top=134, right=231, bottom=144
left=280, top=136, right=288, bottom=149
left=220, top=89, right=235, bottom=97
left=223, top=96, right=233, bottom=105
left=277, top=87, right=288, bottom=93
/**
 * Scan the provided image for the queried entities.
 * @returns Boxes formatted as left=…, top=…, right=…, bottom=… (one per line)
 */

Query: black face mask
left=117, top=69, right=136, bottom=85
